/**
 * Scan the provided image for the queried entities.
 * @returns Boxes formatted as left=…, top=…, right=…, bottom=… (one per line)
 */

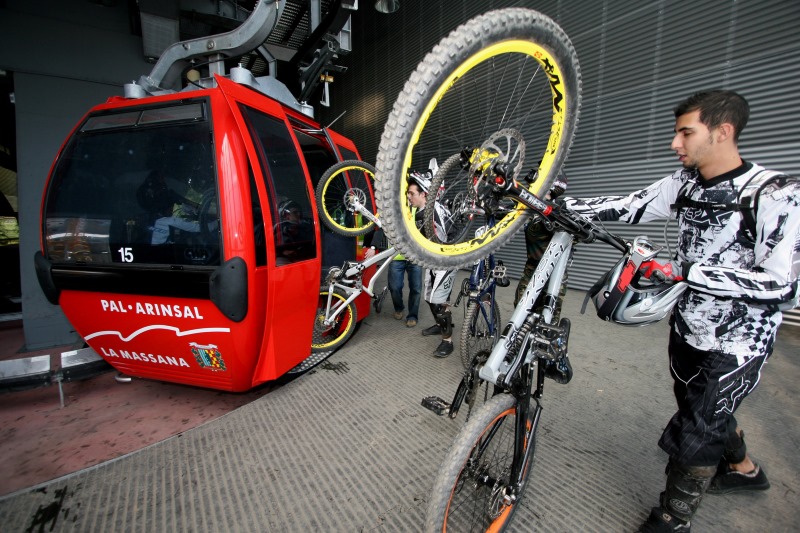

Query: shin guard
left=430, top=303, right=453, bottom=338
left=660, top=462, right=716, bottom=523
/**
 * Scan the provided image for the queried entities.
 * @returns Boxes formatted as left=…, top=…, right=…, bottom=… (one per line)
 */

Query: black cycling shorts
left=657, top=329, right=768, bottom=466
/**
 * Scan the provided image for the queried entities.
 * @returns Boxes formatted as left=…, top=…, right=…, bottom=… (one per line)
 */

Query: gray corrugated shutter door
left=559, top=0, right=800, bottom=327
left=319, top=0, right=800, bottom=326
left=495, top=0, right=800, bottom=327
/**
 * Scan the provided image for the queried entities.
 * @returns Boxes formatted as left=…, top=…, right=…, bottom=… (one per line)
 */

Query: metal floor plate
left=1, top=278, right=798, bottom=532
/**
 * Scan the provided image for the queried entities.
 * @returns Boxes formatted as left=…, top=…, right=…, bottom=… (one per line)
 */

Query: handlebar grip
left=651, top=270, right=667, bottom=282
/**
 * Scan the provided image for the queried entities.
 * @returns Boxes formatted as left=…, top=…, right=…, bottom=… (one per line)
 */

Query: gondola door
left=218, top=77, right=322, bottom=382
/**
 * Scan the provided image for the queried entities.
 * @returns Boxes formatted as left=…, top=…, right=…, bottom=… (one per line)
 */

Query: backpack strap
left=670, top=178, right=740, bottom=216
left=671, top=169, right=797, bottom=243
left=737, top=170, right=796, bottom=242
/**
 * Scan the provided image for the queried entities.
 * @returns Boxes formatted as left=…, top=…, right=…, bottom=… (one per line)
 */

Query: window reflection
left=240, top=106, right=317, bottom=265
left=44, top=100, right=220, bottom=266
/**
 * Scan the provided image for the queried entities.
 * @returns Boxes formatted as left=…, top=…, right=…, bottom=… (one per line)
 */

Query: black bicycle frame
left=514, top=356, right=547, bottom=489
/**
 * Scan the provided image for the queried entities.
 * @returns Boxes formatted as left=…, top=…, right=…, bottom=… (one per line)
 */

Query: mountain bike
left=311, top=160, right=393, bottom=352
left=453, top=246, right=508, bottom=371
left=370, top=7, right=620, bottom=530
left=425, top=153, right=503, bottom=369
left=374, top=7, right=582, bottom=271
left=412, top=143, right=648, bottom=530
left=425, top=152, right=512, bottom=372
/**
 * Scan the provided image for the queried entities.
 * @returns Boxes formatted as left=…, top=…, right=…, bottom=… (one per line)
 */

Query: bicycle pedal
left=421, top=396, right=451, bottom=416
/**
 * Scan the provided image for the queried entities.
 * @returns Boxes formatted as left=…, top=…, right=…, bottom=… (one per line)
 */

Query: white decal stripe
left=85, top=325, right=231, bottom=342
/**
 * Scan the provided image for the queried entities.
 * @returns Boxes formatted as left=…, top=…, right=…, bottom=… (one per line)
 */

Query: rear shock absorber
left=497, top=313, right=537, bottom=387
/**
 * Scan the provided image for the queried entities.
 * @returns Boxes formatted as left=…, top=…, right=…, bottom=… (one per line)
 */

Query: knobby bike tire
left=424, top=393, right=535, bottom=532
left=460, top=297, right=501, bottom=371
left=311, top=288, right=358, bottom=353
left=463, top=349, right=497, bottom=421
left=376, top=8, right=581, bottom=270
left=424, top=153, right=479, bottom=244
left=316, top=160, right=378, bottom=237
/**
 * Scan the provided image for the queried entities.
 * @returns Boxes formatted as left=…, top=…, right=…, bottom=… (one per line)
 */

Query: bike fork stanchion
left=512, top=363, right=536, bottom=476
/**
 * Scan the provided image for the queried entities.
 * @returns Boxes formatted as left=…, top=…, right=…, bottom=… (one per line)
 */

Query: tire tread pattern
left=424, top=393, right=520, bottom=532
left=376, top=8, right=581, bottom=270
left=311, top=289, right=358, bottom=353
left=316, top=160, right=377, bottom=237
left=460, top=298, right=501, bottom=370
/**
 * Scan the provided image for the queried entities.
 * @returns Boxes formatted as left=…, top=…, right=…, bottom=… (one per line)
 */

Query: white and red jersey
left=565, top=161, right=800, bottom=363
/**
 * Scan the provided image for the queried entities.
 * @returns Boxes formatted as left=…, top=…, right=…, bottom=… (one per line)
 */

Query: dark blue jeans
left=388, top=259, right=422, bottom=320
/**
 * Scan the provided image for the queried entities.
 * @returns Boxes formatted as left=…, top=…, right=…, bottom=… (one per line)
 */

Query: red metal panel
left=60, top=291, right=252, bottom=391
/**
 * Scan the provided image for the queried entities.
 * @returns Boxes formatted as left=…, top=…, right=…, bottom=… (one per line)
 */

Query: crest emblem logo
left=189, top=342, right=227, bottom=371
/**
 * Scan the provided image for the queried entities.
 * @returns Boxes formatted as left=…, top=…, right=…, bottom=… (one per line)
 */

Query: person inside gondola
left=275, top=199, right=315, bottom=264
left=137, top=169, right=201, bottom=245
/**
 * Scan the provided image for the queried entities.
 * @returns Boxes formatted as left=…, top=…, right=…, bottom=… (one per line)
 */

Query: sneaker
left=434, top=340, right=453, bottom=357
left=636, top=507, right=690, bottom=533
left=393, top=311, right=403, bottom=320
left=706, top=463, right=770, bottom=495
left=406, top=318, right=417, bottom=327
left=422, top=324, right=442, bottom=336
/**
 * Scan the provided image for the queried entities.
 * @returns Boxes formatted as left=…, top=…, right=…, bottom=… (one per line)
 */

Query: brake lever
left=650, top=270, right=668, bottom=283
left=547, top=202, right=593, bottom=241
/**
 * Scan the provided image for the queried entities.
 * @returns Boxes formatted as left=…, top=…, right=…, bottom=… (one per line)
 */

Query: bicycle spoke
left=445, top=405, right=518, bottom=531
left=316, top=161, right=378, bottom=236
left=376, top=8, right=581, bottom=269
left=311, top=290, right=357, bottom=352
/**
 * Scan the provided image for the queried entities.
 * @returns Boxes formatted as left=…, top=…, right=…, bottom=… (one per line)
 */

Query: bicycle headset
left=523, top=168, right=567, bottom=199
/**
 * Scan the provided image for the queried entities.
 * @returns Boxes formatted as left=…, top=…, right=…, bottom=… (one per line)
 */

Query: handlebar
left=494, top=175, right=628, bottom=253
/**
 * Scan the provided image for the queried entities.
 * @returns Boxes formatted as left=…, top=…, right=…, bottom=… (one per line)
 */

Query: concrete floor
left=0, top=323, right=275, bottom=497
left=0, top=272, right=798, bottom=532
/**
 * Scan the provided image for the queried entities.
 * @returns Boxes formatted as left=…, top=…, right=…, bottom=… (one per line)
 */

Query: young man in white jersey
left=407, top=171, right=458, bottom=357
left=563, top=90, right=799, bottom=532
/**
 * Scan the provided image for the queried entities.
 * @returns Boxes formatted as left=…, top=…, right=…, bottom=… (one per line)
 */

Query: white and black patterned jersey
left=565, top=161, right=800, bottom=363
left=416, top=202, right=451, bottom=243
left=421, top=202, right=458, bottom=287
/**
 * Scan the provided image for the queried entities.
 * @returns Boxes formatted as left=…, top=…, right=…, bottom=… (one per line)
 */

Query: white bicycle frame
left=479, top=230, right=573, bottom=384
left=319, top=179, right=398, bottom=327
left=321, top=246, right=396, bottom=326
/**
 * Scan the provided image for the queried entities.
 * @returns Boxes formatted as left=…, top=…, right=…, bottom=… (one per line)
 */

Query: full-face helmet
left=407, top=171, right=431, bottom=194
left=407, top=158, right=439, bottom=194
left=588, top=237, right=688, bottom=326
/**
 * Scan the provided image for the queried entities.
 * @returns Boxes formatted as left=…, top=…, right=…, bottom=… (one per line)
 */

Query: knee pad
left=429, top=303, right=453, bottom=337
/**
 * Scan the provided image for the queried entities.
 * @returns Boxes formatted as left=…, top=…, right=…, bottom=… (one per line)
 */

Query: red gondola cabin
left=35, top=72, right=371, bottom=391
